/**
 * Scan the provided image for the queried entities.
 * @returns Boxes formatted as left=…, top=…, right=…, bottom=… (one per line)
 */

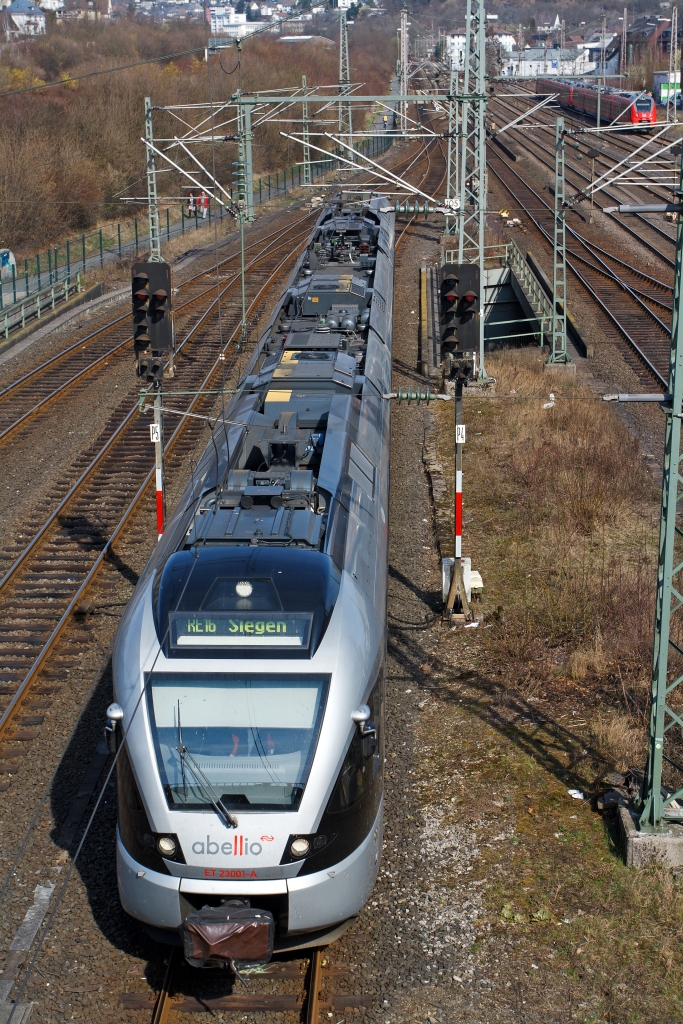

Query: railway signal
left=439, top=263, right=479, bottom=369
left=131, top=262, right=173, bottom=382
left=131, top=261, right=171, bottom=539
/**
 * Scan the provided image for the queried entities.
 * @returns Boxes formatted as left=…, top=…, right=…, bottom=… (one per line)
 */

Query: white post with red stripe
left=153, top=385, right=165, bottom=538
left=455, top=424, right=465, bottom=558
left=444, top=379, right=470, bottom=619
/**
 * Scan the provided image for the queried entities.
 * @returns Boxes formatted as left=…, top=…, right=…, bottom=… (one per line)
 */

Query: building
left=207, top=4, right=258, bottom=36
left=624, top=14, right=672, bottom=63
left=446, top=31, right=520, bottom=69
left=499, top=45, right=597, bottom=77
left=1, top=0, right=46, bottom=35
left=446, top=21, right=606, bottom=77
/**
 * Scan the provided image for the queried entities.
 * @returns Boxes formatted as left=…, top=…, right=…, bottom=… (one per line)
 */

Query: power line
left=0, top=4, right=335, bottom=101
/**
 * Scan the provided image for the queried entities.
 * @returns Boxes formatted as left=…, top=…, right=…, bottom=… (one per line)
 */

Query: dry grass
left=589, top=710, right=644, bottom=771
left=432, top=348, right=660, bottom=711
left=0, top=17, right=396, bottom=252
left=416, top=348, right=683, bottom=1018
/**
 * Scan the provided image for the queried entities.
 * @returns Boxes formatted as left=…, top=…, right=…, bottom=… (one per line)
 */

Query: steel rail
left=492, top=89, right=677, bottom=202
left=495, top=80, right=679, bottom=184
left=566, top=244, right=673, bottom=313
left=0, top=137, right=430, bottom=430
left=487, top=152, right=668, bottom=388
left=0, top=133, right=436, bottom=748
left=0, top=221, right=315, bottom=601
left=150, top=948, right=177, bottom=1024
left=0, top=217, right=311, bottom=403
left=395, top=100, right=448, bottom=247
left=490, top=90, right=679, bottom=262
left=0, top=215, right=318, bottom=446
left=0, top=236, right=308, bottom=740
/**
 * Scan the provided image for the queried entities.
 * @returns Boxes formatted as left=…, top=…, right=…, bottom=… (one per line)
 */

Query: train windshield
left=147, top=673, right=329, bottom=811
left=635, top=97, right=653, bottom=110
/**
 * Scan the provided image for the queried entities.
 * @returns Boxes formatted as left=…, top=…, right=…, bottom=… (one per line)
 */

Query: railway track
left=0, top=134, right=441, bottom=454
left=491, top=87, right=679, bottom=265
left=488, top=149, right=670, bottom=386
left=0, top=128, right=440, bottom=766
left=0, top=230, right=313, bottom=763
left=127, top=947, right=369, bottom=1022
left=423, top=74, right=673, bottom=384
left=0, top=214, right=317, bottom=447
left=0, top=125, right=446, bottom=1023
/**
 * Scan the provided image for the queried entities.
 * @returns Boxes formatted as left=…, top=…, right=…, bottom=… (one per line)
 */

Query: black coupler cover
left=181, top=903, right=275, bottom=968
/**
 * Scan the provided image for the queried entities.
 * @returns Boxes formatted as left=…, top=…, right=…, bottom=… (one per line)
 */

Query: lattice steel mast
left=444, top=61, right=459, bottom=236
left=550, top=117, right=569, bottom=364
left=338, top=10, right=353, bottom=153
left=639, top=146, right=683, bottom=832
left=399, top=6, right=409, bottom=133
left=456, top=0, right=488, bottom=380
left=667, top=6, right=679, bottom=124
left=144, top=97, right=162, bottom=263
left=302, top=75, right=312, bottom=186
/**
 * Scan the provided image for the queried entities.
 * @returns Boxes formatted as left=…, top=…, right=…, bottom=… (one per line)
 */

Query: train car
left=107, top=193, right=394, bottom=962
left=536, top=77, right=656, bottom=126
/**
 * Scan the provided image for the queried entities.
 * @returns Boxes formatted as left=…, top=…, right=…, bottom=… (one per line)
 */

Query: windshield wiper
left=176, top=702, right=238, bottom=829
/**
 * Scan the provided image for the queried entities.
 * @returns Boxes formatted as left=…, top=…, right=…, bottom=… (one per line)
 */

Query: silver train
left=108, top=194, right=395, bottom=956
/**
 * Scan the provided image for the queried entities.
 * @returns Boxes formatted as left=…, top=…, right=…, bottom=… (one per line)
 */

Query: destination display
left=169, top=612, right=313, bottom=649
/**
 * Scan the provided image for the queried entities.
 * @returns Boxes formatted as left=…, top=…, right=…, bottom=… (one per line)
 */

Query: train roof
left=541, top=77, right=653, bottom=99
left=163, top=195, right=393, bottom=563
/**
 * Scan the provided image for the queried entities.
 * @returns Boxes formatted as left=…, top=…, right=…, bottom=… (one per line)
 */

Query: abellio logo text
left=192, top=835, right=262, bottom=857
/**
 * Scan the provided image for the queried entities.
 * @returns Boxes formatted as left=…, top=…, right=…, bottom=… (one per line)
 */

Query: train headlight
left=157, top=836, right=177, bottom=858
left=290, top=838, right=310, bottom=858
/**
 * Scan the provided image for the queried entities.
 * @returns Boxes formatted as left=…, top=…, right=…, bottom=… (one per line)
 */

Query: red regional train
left=536, top=78, right=657, bottom=126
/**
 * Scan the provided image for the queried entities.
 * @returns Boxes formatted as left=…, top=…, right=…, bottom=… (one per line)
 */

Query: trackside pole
left=154, top=384, right=165, bottom=538
left=445, top=378, right=470, bottom=619
left=455, top=379, right=463, bottom=560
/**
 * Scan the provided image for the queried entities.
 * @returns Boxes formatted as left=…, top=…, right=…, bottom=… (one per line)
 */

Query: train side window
left=325, top=500, right=349, bottom=572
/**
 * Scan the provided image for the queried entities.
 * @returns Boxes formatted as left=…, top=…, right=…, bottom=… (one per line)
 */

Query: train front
left=110, top=539, right=384, bottom=958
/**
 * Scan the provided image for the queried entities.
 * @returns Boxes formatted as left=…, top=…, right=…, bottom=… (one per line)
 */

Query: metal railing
left=2, top=274, right=81, bottom=341
left=505, top=238, right=554, bottom=325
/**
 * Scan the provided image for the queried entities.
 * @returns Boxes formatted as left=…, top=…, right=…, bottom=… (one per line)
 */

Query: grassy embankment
left=420, top=350, right=683, bottom=1021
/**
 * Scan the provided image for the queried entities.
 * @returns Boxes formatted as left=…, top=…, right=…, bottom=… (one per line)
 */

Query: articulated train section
left=112, top=195, right=393, bottom=955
